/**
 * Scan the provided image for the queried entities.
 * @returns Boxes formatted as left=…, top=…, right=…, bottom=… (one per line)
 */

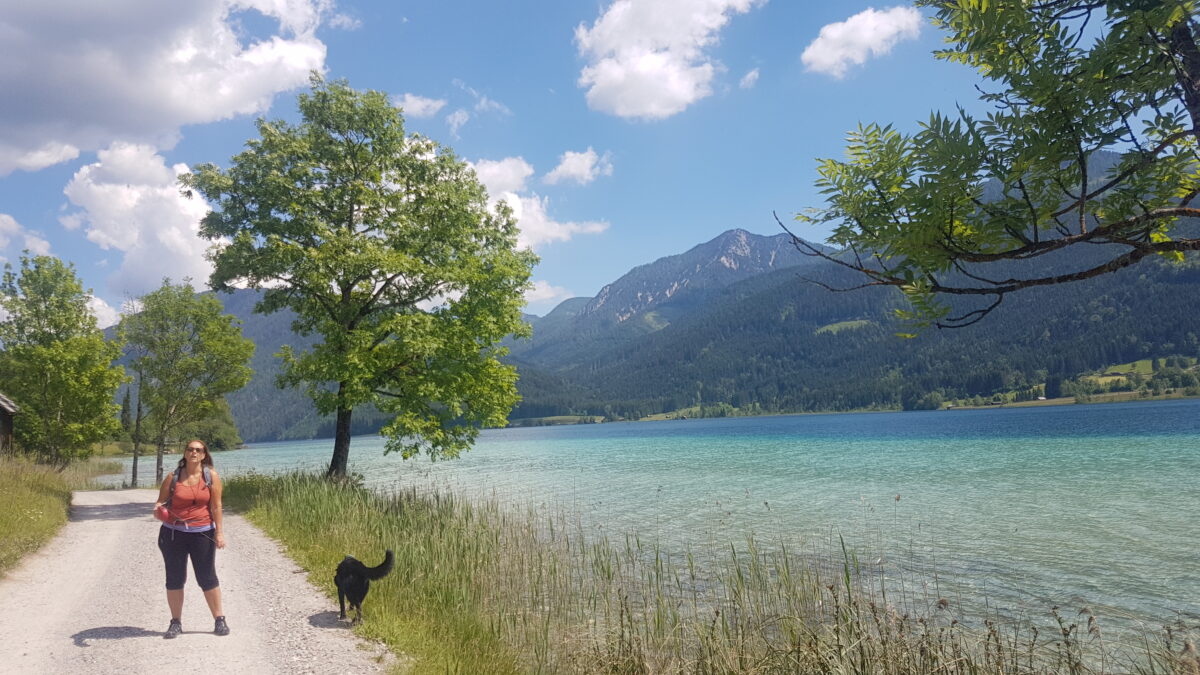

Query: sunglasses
left=186, top=447, right=205, bottom=453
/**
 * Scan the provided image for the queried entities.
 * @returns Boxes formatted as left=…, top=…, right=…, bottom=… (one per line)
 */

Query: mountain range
left=507, top=226, right=1200, bottom=420
left=201, top=223, right=1200, bottom=442
left=506, top=229, right=823, bottom=368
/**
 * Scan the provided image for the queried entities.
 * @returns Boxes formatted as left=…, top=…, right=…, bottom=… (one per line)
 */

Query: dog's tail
left=366, top=549, right=394, bottom=580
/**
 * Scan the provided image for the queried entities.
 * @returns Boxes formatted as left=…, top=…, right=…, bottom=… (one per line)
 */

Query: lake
left=114, top=398, right=1200, bottom=630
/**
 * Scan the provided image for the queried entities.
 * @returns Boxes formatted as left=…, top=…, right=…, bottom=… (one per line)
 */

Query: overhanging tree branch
left=789, top=0, right=1200, bottom=329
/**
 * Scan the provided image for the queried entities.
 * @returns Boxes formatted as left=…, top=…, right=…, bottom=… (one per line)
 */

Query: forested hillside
left=507, top=229, right=824, bottom=369
left=510, top=233, right=1200, bottom=419
left=157, top=227, right=1200, bottom=441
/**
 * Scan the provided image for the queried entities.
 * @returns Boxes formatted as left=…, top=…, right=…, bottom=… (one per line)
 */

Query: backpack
left=167, top=465, right=214, bottom=524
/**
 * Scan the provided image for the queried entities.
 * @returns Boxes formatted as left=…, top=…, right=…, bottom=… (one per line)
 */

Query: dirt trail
left=0, top=489, right=397, bottom=674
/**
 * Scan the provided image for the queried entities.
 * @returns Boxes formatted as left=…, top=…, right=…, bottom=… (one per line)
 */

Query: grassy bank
left=225, top=473, right=521, bottom=672
left=92, top=440, right=136, bottom=457
left=224, top=473, right=1198, bottom=674
left=0, top=456, right=124, bottom=575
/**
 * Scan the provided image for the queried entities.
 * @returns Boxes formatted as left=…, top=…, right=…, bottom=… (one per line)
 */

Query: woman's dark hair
left=174, top=439, right=213, bottom=472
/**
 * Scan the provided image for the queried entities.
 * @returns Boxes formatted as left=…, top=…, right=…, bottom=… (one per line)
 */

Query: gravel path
left=0, top=489, right=400, bottom=674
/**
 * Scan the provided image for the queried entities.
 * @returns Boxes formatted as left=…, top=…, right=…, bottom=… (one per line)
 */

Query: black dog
left=334, top=550, right=394, bottom=624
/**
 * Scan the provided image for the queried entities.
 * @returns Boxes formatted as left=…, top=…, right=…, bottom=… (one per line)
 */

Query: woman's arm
left=210, top=469, right=225, bottom=549
left=154, top=475, right=172, bottom=515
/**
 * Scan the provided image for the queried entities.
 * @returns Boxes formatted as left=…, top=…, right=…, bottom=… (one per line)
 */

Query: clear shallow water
left=113, top=399, right=1200, bottom=627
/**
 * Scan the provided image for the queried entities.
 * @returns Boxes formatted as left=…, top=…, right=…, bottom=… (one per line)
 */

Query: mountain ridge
left=511, top=229, right=826, bottom=371
left=134, top=223, right=1200, bottom=441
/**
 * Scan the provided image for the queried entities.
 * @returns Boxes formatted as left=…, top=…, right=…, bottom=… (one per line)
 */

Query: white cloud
left=395, top=93, right=447, bottom=119
left=446, top=109, right=470, bottom=138
left=0, top=1, right=332, bottom=175
left=59, top=212, right=85, bottom=231
left=454, top=79, right=511, bottom=116
left=739, top=68, right=760, bottom=89
left=23, top=233, right=52, bottom=256
left=328, top=12, right=362, bottom=30
left=62, top=143, right=212, bottom=297
left=472, top=156, right=608, bottom=250
left=575, top=0, right=765, bottom=120
left=0, top=214, right=20, bottom=251
left=475, top=96, right=511, bottom=115
left=441, top=81, right=511, bottom=136
left=525, top=280, right=573, bottom=306
left=0, top=213, right=53, bottom=257
left=544, top=148, right=614, bottom=186
left=505, top=194, right=609, bottom=250
left=5, top=142, right=80, bottom=174
left=87, top=296, right=121, bottom=329
left=472, top=157, right=535, bottom=196
left=802, top=6, right=922, bottom=79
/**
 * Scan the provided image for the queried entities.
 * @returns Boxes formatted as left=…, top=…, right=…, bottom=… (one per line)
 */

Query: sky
left=0, top=0, right=991, bottom=325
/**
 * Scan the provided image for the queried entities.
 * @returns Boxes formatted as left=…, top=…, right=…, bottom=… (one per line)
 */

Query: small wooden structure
left=0, top=391, right=18, bottom=455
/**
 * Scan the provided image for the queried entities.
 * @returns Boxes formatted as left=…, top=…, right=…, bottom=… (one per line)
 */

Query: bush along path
left=0, top=489, right=397, bottom=674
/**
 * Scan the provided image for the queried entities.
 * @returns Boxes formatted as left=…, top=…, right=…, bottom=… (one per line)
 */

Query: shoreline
left=89, top=389, right=1200, bottom=451
left=507, top=389, right=1200, bottom=428
left=215, top=472, right=1200, bottom=673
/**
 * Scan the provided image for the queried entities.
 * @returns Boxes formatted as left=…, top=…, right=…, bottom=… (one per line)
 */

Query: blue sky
left=0, top=1, right=988, bottom=324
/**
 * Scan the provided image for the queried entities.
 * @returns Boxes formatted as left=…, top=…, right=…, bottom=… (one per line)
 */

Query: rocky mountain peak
left=581, top=229, right=808, bottom=324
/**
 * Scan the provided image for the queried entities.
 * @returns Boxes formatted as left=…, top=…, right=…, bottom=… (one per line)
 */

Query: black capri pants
left=157, top=526, right=219, bottom=591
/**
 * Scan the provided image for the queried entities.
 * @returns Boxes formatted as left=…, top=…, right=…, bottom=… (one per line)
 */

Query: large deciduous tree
left=0, top=255, right=124, bottom=467
left=120, top=280, right=254, bottom=484
left=793, top=0, right=1200, bottom=328
left=181, top=76, right=536, bottom=478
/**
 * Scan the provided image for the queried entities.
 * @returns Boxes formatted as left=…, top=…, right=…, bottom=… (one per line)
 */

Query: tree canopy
left=182, top=76, right=536, bottom=477
left=0, top=255, right=124, bottom=466
left=120, top=280, right=254, bottom=484
left=793, top=0, right=1200, bottom=328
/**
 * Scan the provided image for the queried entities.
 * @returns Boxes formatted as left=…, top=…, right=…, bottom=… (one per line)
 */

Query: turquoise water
left=115, top=399, right=1200, bottom=627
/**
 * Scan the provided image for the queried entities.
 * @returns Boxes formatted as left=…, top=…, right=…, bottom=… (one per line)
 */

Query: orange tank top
left=168, top=479, right=213, bottom=528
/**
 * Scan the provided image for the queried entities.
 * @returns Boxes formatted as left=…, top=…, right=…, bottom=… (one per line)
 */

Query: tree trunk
left=1170, top=21, right=1200, bottom=131
left=130, top=443, right=140, bottom=488
left=327, top=383, right=353, bottom=478
left=155, top=434, right=167, bottom=485
left=131, top=380, right=143, bottom=488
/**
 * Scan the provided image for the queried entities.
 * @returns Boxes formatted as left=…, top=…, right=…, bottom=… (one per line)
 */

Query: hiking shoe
left=164, top=619, right=182, bottom=639
left=214, top=616, right=230, bottom=636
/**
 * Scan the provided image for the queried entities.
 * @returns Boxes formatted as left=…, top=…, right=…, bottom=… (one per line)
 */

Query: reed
left=0, top=456, right=124, bottom=575
left=223, top=472, right=1200, bottom=674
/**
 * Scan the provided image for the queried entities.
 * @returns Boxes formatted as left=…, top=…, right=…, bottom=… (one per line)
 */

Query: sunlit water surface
left=113, top=399, right=1200, bottom=628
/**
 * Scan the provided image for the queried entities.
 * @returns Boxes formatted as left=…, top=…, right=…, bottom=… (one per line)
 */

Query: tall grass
left=0, top=456, right=124, bottom=575
left=224, top=473, right=1200, bottom=674
left=92, top=440, right=135, bottom=456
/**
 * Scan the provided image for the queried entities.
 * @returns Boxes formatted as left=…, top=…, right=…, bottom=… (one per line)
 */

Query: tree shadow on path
left=70, top=501, right=148, bottom=522
left=72, top=626, right=162, bottom=646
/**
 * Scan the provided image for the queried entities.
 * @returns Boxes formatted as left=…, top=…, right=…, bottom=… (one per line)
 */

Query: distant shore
left=508, top=389, right=1200, bottom=427
left=89, top=440, right=248, bottom=458
left=86, top=388, right=1197, bottom=446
